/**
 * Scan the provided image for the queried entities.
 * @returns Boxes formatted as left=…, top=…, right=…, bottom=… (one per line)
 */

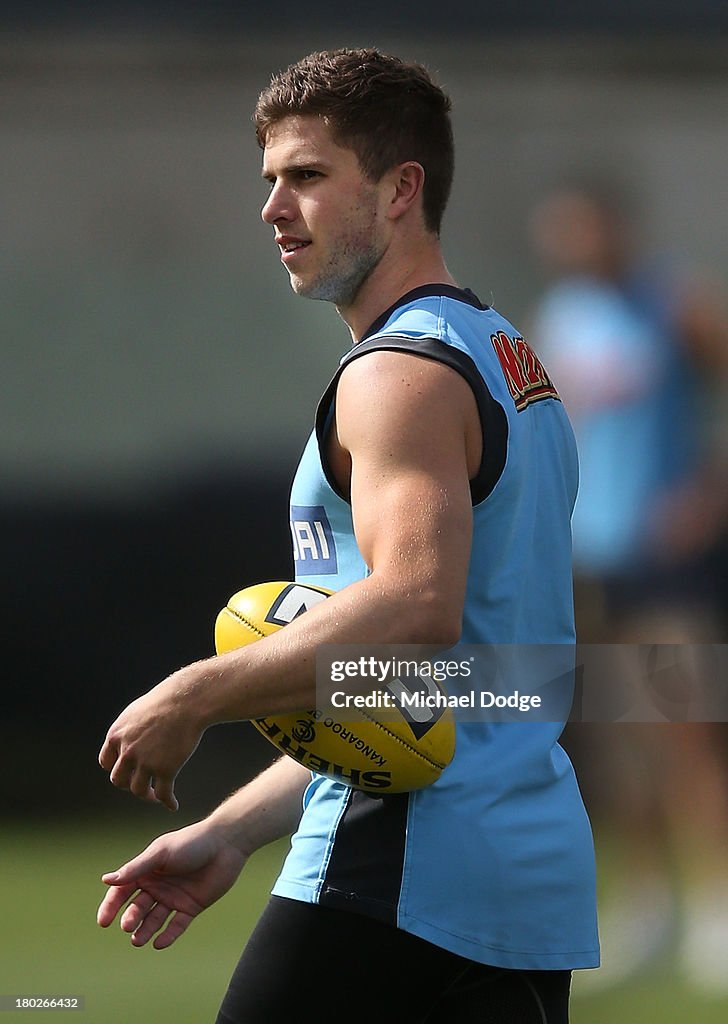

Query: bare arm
left=99, top=350, right=480, bottom=809
left=97, top=756, right=309, bottom=949
left=206, top=754, right=310, bottom=854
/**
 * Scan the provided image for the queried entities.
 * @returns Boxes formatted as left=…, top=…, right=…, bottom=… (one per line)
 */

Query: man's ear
left=385, top=162, right=426, bottom=221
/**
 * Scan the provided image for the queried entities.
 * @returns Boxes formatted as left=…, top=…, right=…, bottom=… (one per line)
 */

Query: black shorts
left=215, top=897, right=571, bottom=1024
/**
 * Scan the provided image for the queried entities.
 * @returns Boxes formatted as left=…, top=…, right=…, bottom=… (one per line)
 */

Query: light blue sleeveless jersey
left=272, top=285, right=600, bottom=970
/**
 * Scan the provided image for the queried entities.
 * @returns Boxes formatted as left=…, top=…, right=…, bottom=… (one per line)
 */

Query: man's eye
left=299, top=169, right=321, bottom=181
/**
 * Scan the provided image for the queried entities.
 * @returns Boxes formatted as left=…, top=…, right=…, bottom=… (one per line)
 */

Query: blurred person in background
left=529, top=180, right=728, bottom=993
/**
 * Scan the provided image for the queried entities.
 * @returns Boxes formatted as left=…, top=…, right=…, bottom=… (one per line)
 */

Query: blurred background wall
left=3, top=6, right=728, bottom=819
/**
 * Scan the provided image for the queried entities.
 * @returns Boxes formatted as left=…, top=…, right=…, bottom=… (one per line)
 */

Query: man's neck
left=337, top=236, right=457, bottom=343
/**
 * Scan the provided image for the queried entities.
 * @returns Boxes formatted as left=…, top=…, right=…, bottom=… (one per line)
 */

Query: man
left=98, top=49, right=599, bottom=1023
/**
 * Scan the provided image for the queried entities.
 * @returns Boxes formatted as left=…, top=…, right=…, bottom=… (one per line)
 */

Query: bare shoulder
left=336, top=348, right=480, bottom=449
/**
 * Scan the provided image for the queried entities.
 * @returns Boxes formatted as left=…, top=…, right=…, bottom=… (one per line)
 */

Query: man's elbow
left=398, top=592, right=463, bottom=648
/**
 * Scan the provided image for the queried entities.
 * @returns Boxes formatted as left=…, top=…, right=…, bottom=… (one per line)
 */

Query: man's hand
left=99, top=670, right=208, bottom=811
left=97, top=821, right=247, bottom=949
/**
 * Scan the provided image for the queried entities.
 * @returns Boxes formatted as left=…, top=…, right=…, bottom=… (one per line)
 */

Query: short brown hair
left=254, top=48, right=454, bottom=235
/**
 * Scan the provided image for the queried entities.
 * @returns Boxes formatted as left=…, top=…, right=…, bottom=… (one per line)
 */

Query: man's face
left=261, top=116, right=388, bottom=306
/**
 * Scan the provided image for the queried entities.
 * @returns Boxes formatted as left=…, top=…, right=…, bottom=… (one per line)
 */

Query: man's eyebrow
left=261, top=159, right=329, bottom=181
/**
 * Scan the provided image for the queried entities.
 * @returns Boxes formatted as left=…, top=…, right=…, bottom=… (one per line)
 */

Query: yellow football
left=214, top=581, right=456, bottom=794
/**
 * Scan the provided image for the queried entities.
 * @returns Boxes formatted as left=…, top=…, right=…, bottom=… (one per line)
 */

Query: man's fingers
left=152, top=777, right=179, bottom=813
left=101, top=744, right=178, bottom=810
left=97, top=883, right=138, bottom=927
left=129, top=767, right=156, bottom=802
left=101, top=843, right=169, bottom=888
left=128, top=901, right=172, bottom=946
left=152, top=911, right=194, bottom=950
left=109, top=757, right=136, bottom=791
left=120, top=891, right=157, bottom=934
left=98, top=736, right=118, bottom=771
left=106, top=757, right=170, bottom=808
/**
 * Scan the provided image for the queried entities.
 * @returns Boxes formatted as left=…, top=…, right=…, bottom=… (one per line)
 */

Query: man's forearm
left=206, top=756, right=310, bottom=858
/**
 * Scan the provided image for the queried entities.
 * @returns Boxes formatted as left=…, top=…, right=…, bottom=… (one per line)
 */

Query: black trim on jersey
left=319, top=790, right=410, bottom=926
left=315, top=335, right=508, bottom=507
left=361, top=284, right=489, bottom=342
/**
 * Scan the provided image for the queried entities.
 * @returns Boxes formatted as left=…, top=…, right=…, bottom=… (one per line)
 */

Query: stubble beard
left=293, top=241, right=384, bottom=307
left=288, top=193, right=386, bottom=307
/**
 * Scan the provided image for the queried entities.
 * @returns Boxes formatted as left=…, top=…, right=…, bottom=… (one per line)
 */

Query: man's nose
left=261, top=181, right=294, bottom=224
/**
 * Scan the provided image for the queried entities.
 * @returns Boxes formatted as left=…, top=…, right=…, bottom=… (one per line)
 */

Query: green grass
left=574, top=981, right=728, bottom=1024
left=1, top=820, right=727, bottom=1023
left=0, top=820, right=288, bottom=1024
